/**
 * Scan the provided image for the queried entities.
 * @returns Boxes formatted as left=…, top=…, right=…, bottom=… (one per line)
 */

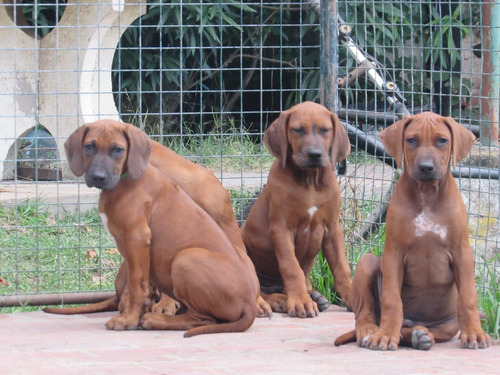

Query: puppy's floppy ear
left=329, top=113, right=351, bottom=166
left=123, top=123, right=152, bottom=180
left=379, top=116, right=413, bottom=169
left=442, top=116, right=476, bottom=168
left=64, top=125, right=89, bottom=177
left=263, top=110, right=290, bottom=169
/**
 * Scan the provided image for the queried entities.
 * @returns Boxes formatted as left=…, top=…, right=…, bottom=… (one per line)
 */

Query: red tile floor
left=1, top=305, right=498, bottom=374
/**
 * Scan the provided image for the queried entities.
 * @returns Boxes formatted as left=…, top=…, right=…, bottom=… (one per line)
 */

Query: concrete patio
left=0, top=305, right=498, bottom=375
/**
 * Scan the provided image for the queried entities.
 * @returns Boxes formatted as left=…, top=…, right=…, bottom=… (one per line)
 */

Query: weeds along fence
left=0, top=1, right=498, bottom=317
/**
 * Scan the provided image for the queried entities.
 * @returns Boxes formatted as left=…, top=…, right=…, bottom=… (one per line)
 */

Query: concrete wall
left=0, top=0, right=146, bottom=180
left=0, top=3, right=38, bottom=179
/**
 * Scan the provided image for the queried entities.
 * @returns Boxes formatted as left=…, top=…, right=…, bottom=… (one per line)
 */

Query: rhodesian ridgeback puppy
left=56, top=120, right=260, bottom=336
left=44, top=120, right=271, bottom=318
left=241, top=102, right=353, bottom=318
left=335, top=112, right=490, bottom=350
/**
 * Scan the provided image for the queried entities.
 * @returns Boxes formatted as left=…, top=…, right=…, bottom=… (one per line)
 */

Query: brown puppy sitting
left=44, top=119, right=272, bottom=318
left=241, top=101, right=352, bottom=318
left=335, top=112, right=490, bottom=350
left=61, top=121, right=259, bottom=336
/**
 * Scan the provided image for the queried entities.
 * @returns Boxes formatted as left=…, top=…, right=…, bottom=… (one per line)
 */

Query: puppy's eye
left=319, top=128, right=330, bottom=135
left=292, top=128, right=306, bottom=135
left=111, top=146, right=124, bottom=157
left=406, top=137, right=418, bottom=147
left=436, top=137, right=448, bottom=147
left=84, top=143, right=95, bottom=154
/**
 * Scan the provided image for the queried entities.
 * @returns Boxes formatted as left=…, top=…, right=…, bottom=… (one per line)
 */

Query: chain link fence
left=0, top=1, right=498, bottom=311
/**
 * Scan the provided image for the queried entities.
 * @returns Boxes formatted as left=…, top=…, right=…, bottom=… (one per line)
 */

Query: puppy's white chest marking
left=99, top=213, right=117, bottom=244
left=303, top=206, right=318, bottom=234
left=308, top=206, right=318, bottom=218
left=413, top=212, right=447, bottom=241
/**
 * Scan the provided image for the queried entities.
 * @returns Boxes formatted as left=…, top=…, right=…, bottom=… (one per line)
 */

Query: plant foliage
left=337, top=1, right=479, bottom=115
left=20, top=1, right=480, bottom=129
left=112, top=0, right=320, bottom=135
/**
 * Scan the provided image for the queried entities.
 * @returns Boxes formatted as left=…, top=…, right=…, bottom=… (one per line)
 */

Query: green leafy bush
left=112, top=0, right=321, bottom=135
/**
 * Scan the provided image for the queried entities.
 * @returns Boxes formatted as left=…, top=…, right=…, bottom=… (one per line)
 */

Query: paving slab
left=0, top=173, right=268, bottom=215
left=0, top=306, right=498, bottom=375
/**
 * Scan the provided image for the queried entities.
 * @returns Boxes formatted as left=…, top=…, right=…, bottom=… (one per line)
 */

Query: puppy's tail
left=184, top=306, right=255, bottom=338
left=334, top=329, right=357, bottom=346
left=43, top=297, right=119, bottom=315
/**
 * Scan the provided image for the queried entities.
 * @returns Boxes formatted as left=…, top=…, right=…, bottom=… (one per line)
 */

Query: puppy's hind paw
left=411, top=329, right=434, bottom=350
left=256, top=297, right=273, bottom=318
left=309, top=290, right=330, bottom=312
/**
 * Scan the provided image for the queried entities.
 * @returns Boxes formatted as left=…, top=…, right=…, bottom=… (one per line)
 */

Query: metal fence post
left=481, top=0, right=500, bottom=145
left=320, top=0, right=338, bottom=112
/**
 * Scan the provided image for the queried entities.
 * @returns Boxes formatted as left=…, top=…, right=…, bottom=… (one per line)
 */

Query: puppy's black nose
left=307, top=149, right=323, bottom=160
left=91, top=171, right=107, bottom=183
left=418, top=160, right=434, bottom=174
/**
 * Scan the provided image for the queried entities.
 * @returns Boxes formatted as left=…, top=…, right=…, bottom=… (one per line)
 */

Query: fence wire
left=0, top=1, right=498, bottom=307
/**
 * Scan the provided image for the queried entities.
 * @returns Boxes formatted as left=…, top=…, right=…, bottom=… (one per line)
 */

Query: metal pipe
left=450, top=166, right=499, bottom=180
left=337, top=61, right=371, bottom=88
left=338, top=109, right=400, bottom=126
left=320, top=0, right=338, bottom=111
left=343, top=121, right=396, bottom=167
left=0, top=291, right=115, bottom=307
left=340, top=109, right=481, bottom=137
left=342, top=121, right=499, bottom=180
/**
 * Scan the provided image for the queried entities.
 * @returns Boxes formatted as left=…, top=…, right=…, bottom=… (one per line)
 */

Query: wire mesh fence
left=0, top=1, right=498, bottom=310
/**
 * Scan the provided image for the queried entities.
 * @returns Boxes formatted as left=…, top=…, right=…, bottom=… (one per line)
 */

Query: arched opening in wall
left=16, top=125, right=61, bottom=181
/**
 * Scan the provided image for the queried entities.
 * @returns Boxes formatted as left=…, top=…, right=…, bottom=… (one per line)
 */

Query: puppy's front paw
left=140, top=312, right=170, bottom=330
left=286, top=294, right=319, bottom=318
left=263, top=293, right=287, bottom=314
left=360, top=330, right=399, bottom=351
left=256, top=295, right=273, bottom=318
left=151, top=294, right=181, bottom=316
left=355, top=323, right=378, bottom=347
left=460, top=328, right=490, bottom=349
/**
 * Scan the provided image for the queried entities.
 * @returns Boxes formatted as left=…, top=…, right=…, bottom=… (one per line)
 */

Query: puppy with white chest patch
left=335, top=112, right=490, bottom=350
left=241, top=101, right=353, bottom=318
left=61, top=121, right=260, bottom=336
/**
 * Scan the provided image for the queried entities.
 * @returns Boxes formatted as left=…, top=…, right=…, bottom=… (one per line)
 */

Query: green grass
left=478, top=254, right=500, bottom=339
left=310, top=252, right=341, bottom=305
left=309, top=223, right=386, bottom=308
left=227, top=187, right=262, bottom=225
left=153, top=119, right=274, bottom=174
left=0, top=200, right=121, bottom=303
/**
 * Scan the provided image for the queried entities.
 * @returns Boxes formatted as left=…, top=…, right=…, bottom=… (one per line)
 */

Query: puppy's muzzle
left=418, top=160, right=434, bottom=175
left=302, top=148, right=327, bottom=168
left=85, top=161, right=120, bottom=190
left=414, top=159, right=440, bottom=181
left=307, top=149, right=323, bottom=161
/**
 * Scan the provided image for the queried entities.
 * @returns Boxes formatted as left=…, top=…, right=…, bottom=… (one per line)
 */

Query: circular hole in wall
left=16, top=0, right=67, bottom=38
